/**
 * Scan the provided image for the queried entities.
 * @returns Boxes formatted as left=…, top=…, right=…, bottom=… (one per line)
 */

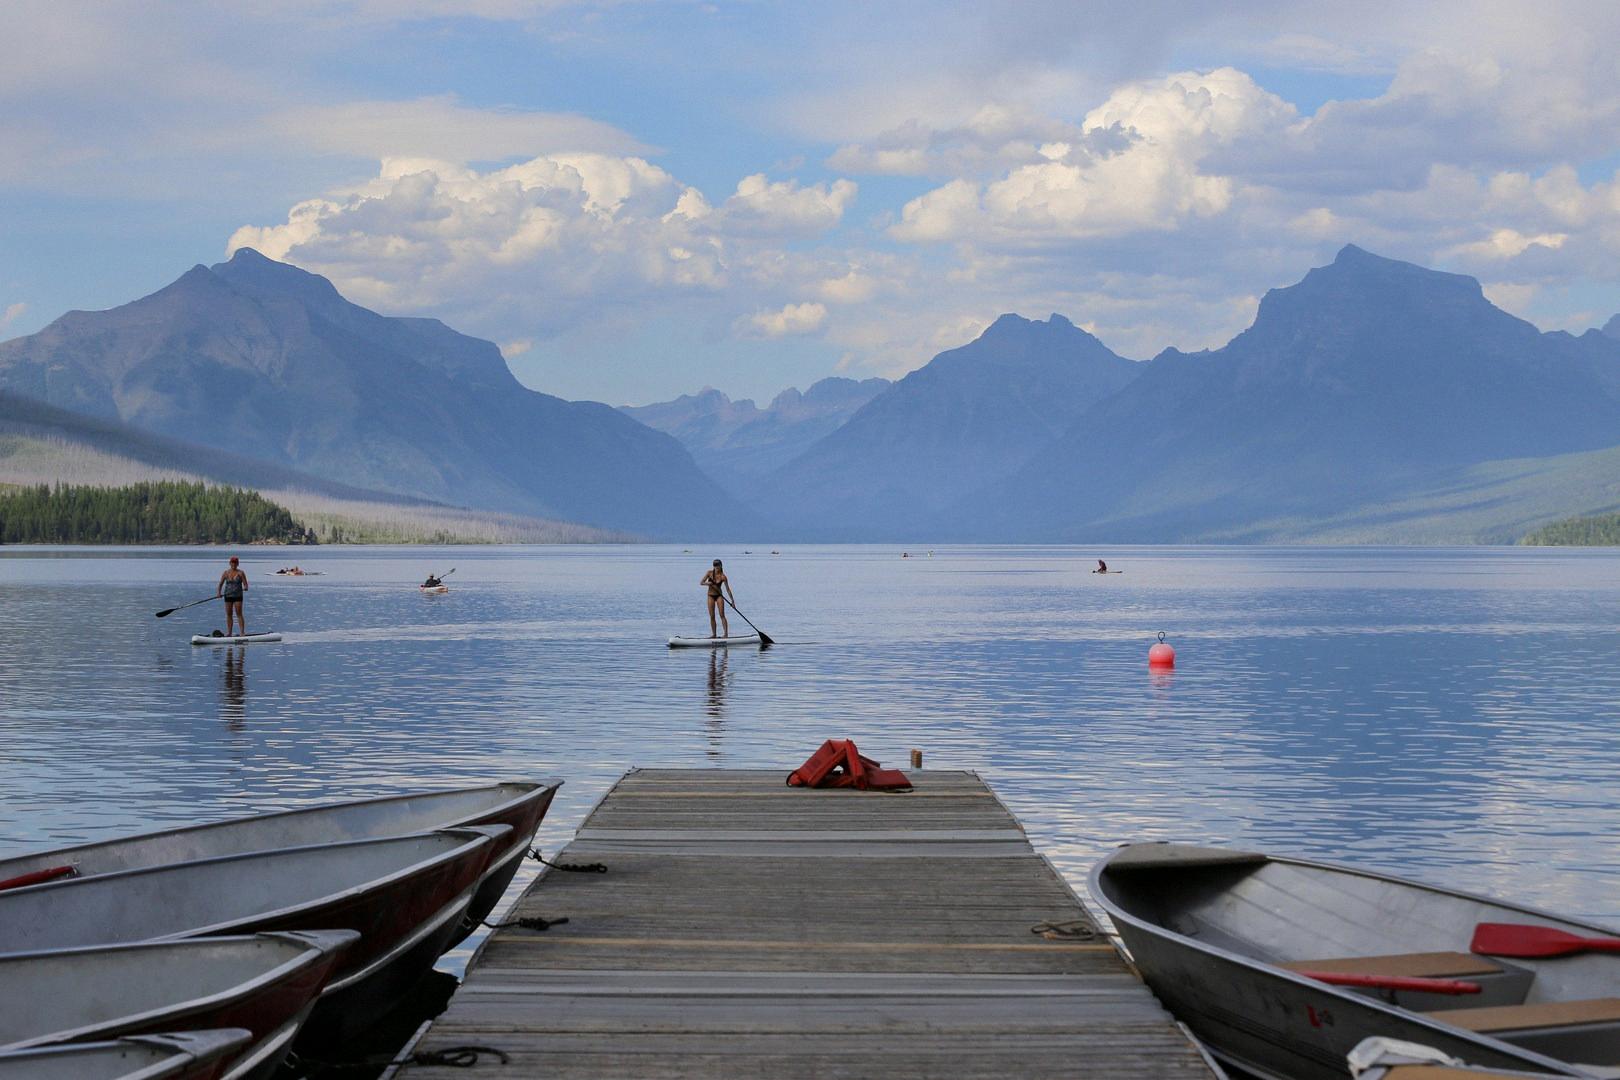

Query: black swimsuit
left=705, top=572, right=724, bottom=600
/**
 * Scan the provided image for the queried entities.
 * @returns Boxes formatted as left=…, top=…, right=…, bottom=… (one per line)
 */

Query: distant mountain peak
left=1603, top=314, right=1620, bottom=340
left=212, top=246, right=346, bottom=308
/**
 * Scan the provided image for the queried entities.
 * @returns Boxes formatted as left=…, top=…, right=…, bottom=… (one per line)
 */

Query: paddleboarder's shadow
left=220, top=645, right=246, bottom=728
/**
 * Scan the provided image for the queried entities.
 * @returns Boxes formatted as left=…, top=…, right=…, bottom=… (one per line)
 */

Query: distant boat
left=0, top=828, right=505, bottom=1050
left=0, top=1029, right=252, bottom=1080
left=0, top=933, right=353, bottom=1080
left=1092, top=842, right=1620, bottom=1079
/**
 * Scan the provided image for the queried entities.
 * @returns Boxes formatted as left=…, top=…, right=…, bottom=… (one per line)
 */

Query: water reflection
left=704, top=650, right=730, bottom=758
left=220, top=646, right=246, bottom=727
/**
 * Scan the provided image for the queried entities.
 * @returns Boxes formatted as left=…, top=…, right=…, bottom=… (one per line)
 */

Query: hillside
left=0, top=250, right=751, bottom=538
left=0, top=393, right=621, bottom=543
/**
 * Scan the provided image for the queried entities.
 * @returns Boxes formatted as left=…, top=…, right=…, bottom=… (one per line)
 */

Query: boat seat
left=1283, top=952, right=1502, bottom=979
left=1282, top=952, right=1533, bottom=1008
left=1426, top=998, right=1620, bottom=1065
left=1428, top=997, right=1620, bottom=1033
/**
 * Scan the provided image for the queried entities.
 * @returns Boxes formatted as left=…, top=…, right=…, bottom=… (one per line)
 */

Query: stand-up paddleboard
left=420, top=584, right=449, bottom=594
left=1091, top=570, right=1124, bottom=574
left=668, top=634, right=762, bottom=648
left=191, top=631, right=283, bottom=645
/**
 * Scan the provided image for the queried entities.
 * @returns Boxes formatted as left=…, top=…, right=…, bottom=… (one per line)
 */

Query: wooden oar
left=1473, top=922, right=1620, bottom=958
left=1294, top=970, right=1482, bottom=995
left=723, top=598, right=774, bottom=646
left=155, top=595, right=222, bottom=618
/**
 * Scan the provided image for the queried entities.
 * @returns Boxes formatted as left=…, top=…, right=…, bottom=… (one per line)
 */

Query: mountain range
left=0, top=249, right=747, bottom=538
left=620, top=376, right=889, bottom=493
left=3, top=244, right=1619, bottom=544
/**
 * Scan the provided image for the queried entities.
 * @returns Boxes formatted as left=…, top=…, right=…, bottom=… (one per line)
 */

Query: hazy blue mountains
left=622, top=376, right=889, bottom=492
left=968, top=245, right=1620, bottom=541
left=755, top=314, right=1142, bottom=538
left=1604, top=313, right=1620, bottom=340
left=0, top=249, right=747, bottom=537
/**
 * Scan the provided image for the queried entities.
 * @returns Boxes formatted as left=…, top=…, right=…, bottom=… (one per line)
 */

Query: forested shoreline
left=1521, top=512, right=1620, bottom=547
left=0, top=480, right=314, bottom=544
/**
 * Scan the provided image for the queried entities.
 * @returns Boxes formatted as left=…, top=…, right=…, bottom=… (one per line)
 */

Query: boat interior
left=1101, top=845, right=1620, bottom=1072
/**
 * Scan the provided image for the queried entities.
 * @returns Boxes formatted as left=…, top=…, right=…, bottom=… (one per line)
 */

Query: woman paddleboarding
left=700, top=559, right=735, bottom=638
left=217, top=556, right=248, bottom=636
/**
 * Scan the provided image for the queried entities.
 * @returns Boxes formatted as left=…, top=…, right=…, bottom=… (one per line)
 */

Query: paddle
left=155, top=595, right=222, bottom=619
left=1472, top=922, right=1620, bottom=958
left=724, top=597, right=774, bottom=646
left=1294, top=970, right=1481, bottom=995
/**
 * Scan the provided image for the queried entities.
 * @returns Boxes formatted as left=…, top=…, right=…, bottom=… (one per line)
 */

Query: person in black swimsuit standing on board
left=217, top=556, right=248, bottom=636
left=701, top=559, right=734, bottom=638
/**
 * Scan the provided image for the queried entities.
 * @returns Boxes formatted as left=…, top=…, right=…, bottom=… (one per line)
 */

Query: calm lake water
left=4, top=543, right=1620, bottom=936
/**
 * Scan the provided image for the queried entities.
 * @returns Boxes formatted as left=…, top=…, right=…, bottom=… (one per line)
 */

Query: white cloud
left=891, top=69, right=1290, bottom=244
left=743, top=301, right=828, bottom=337
left=717, top=174, right=856, bottom=235
left=0, top=302, right=25, bottom=332
left=1447, top=228, right=1567, bottom=261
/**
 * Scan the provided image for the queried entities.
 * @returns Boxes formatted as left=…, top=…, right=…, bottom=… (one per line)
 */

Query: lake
left=4, top=543, right=1620, bottom=938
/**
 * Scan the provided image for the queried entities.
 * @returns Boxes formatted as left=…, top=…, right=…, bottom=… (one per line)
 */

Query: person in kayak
left=217, top=556, right=248, bottom=636
left=423, top=573, right=442, bottom=588
left=1095, top=559, right=1107, bottom=573
left=701, top=559, right=734, bottom=638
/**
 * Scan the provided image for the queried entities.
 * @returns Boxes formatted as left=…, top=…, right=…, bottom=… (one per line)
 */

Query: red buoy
left=1148, top=631, right=1176, bottom=669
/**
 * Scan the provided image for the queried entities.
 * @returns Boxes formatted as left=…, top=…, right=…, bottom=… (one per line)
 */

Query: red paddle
left=1294, top=970, right=1482, bottom=995
left=0, top=865, right=76, bottom=891
left=1473, top=922, right=1620, bottom=958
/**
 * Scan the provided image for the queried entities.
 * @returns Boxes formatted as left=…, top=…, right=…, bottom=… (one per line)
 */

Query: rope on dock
left=527, top=846, right=607, bottom=873
left=1030, top=919, right=1098, bottom=940
left=287, top=1044, right=511, bottom=1074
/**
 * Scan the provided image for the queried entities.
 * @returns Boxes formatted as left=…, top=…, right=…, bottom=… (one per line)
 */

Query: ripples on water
left=3, top=543, right=1620, bottom=936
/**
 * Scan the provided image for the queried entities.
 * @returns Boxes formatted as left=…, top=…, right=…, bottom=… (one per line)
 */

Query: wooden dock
left=395, top=768, right=1221, bottom=1078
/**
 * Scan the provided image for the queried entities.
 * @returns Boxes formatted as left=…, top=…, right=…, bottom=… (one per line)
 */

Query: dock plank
left=395, top=769, right=1218, bottom=1078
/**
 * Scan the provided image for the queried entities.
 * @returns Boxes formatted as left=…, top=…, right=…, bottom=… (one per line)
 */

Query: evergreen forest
left=0, top=481, right=314, bottom=544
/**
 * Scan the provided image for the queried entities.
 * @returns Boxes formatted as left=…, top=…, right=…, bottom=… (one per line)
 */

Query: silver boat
left=0, top=932, right=353, bottom=1080
left=0, top=780, right=560, bottom=934
left=0, top=1030, right=251, bottom=1080
left=1091, top=842, right=1620, bottom=1079
left=0, top=828, right=506, bottom=1049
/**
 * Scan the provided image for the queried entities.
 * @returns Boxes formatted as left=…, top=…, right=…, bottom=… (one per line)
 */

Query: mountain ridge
left=0, top=249, right=753, bottom=538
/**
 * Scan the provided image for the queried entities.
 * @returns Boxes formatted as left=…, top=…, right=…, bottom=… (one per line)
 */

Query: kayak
left=191, top=633, right=282, bottom=646
left=419, top=585, right=449, bottom=594
left=668, top=634, right=762, bottom=648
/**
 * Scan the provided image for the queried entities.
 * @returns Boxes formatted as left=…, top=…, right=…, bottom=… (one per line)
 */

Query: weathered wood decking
left=396, top=769, right=1220, bottom=1078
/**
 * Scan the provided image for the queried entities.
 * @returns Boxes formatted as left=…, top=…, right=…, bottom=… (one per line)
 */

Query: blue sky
left=3, top=1, right=1619, bottom=405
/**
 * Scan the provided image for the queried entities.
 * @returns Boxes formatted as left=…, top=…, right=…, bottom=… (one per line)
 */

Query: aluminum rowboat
left=1091, top=843, right=1620, bottom=1079
left=0, top=828, right=506, bottom=1050
left=0, top=781, right=560, bottom=935
left=0, top=932, right=352, bottom=1080
left=0, top=1030, right=251, bottom=1080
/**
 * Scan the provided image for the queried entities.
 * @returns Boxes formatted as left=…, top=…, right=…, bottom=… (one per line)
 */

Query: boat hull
left=0, top=829, right=506, bottom=1055
left=1090, top=845, right=1596, bottom=1080
left=0, top=933, right=352, bottom=1080
left=0, top=1030, right=251, bottom=1080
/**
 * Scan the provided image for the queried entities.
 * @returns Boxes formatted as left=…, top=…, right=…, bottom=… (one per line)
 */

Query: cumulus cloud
left=891, top=68, right=1291, bottom=244
left=228, top=153, right=867, bottom=363
left=718, top=174, right=856, bottom=235
left=743, top=301, right=828, bottom=337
